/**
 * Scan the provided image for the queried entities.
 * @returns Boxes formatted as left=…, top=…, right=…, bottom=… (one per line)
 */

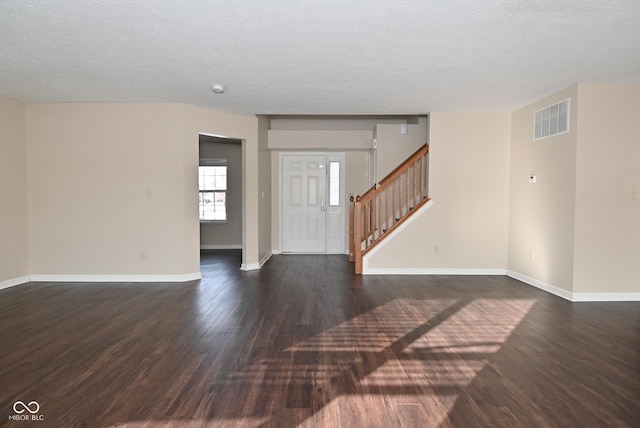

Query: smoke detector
left=211, top=84, right=225, bottom=94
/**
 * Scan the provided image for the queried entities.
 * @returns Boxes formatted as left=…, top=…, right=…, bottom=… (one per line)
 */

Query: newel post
left=354, top=195, right=363, bottom=274
left=349, top=196, right=355, bottom=262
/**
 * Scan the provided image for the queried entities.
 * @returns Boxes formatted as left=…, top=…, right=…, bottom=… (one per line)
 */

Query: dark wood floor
left=1, top=252, right=639, bottom=427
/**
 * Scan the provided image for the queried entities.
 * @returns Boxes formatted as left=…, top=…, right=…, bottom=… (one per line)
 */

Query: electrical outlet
left=433, top=245, right=440, bottom=255
left=529, top=251, right=535, bottom=263
left=139, top=250, right=147, bottom=260
left=630, top=186, right=639, bottom=200
left=146, top=188, right=153, bottom=199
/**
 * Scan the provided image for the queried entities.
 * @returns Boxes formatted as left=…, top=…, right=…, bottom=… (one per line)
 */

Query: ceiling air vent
left=534, top=98, right=569, bottom=140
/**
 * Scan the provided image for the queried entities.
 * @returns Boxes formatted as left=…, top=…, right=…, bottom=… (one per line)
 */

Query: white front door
left=282, top=153, right=345, bottom=254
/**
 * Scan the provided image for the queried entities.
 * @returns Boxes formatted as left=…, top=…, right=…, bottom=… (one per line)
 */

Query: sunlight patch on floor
left=291, top=297, right=536, bottom=426
left=286, top=299, right=459, bottom=352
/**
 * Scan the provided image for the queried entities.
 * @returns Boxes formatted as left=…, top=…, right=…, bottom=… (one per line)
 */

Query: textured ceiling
left=1, top=0, right=639, bottom=115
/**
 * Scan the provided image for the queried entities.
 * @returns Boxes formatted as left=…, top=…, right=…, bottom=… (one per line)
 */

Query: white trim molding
left=507, top=270, right=640, bottom=302
left=364, top=268, right=507, bottom=275
left=240, top=251, right=273, bottom=271
left=29, top=273, right=202, bottom=283
left=572, top=292, right=640, bottom=302
left=507, top=270, right=573, bottom=301
left=0, top=276, right=30, bottom=291
left=200, top=245, right=242, bottom=250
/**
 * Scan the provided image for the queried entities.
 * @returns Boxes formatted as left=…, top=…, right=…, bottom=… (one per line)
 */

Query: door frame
left=198, top=133, right=246, bottom=269
left=278, top=151, right=346, bottom=254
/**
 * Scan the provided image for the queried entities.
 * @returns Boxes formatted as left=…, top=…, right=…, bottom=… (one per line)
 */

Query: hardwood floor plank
left=482, top=407, right=526, bottom=428
left=1, top=251, right=639, bottom=427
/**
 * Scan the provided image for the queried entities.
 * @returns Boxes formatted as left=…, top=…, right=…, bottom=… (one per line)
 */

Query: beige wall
left=24, top=102, right=260, bottom=277
left=508, top=85, right=579, bottom=293
left=27, top=103, right=189, bottom=276
left=366, top=112, right=511, bottom=271
left=199, top=140, right=242, bottom=248
left=346, top=151, right=371, bottom=199
left=0, top=96, right=29, bottom=284
left=375, top=116, right=428, bottom=179
left=257, top=115, right=272, bottom=262
left=268, top=130, right=372, bottom=150
left=270, top=152, right=280, bottom=250
left=270, top=117, right=406, bottom=130
left=573, top=84, right=640, bottom=294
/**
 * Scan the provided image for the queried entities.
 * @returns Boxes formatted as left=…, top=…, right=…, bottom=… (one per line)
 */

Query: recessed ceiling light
left=211, top=84, right=225, bottom=94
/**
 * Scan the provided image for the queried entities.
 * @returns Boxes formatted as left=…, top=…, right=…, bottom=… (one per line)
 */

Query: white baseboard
left=200, top=245, right=242, bottom=250
left=507, top=270, right=573, bottom=301
left=571, top=292, right=640, bottom=302
left=259, top=252, right=273, bottom=268
left=29, top=272, right=202, bottom=283
left=508, top=270, right=640, bottom=301
left=0, top=275, right=30, bottom=290
left=271, top=250, right=282, bottom=255
left=364, top=268, right=507, bottom=275
left=240, top=251, right=273, bottom=271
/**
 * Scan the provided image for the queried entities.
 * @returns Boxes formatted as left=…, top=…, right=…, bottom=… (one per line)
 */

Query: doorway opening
left=199, top=134, right=243, bottom=274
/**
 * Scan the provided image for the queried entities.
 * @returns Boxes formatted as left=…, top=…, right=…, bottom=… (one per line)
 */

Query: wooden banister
left=380, top=144, right=429, bottom=185
left=359, top=182, right=378, bottom=201
left=351, top=144, right=429, bottom=274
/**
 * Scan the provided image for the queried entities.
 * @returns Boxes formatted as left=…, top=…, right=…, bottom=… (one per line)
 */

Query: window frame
left=199, top=158, right=228, bottom=223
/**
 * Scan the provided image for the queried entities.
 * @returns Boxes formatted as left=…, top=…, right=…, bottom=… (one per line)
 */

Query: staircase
left=349, top=144, right=430, bottom=274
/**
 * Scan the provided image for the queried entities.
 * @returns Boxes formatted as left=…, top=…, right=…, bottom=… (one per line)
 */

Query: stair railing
left=350, top=144, right=429, bottom=274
